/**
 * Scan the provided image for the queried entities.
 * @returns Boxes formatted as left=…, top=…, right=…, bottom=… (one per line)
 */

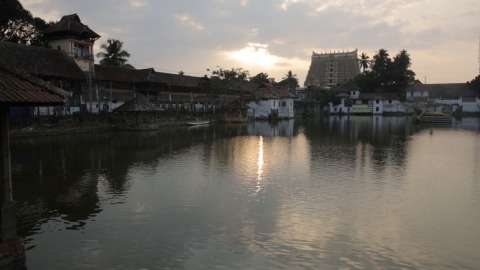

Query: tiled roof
left=94, top=65, right=153, bottom=82
left=0, top=41, right=86, bottom=79
left=113, top=94, right=156, bottom=112
left=244, top=83, right=296, bottom=100
left=405, top=83, right=477, bottom=99
left=331, top=84, right=361, bottom=92
left=43, top=14, right=100, bottom=40
left=359, top=92, right=400, bottom=100
left=0, top=67, right=71, bottom=105
left=94, top=65, right=202, bottom=88
left=149, top=72, right=201, bottom=87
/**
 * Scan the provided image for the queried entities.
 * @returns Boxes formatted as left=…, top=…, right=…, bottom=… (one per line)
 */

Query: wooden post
left=0, top=106, right=26, bottom=269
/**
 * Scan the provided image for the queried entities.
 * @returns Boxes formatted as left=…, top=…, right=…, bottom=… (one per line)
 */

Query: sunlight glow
left=256, top=136, right=264, bottom=193
left=227, top=43, right=278, bottom=67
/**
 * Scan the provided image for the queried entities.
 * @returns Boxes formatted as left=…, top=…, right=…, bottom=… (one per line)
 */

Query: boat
left=187, top=119, right=210, bottom=126
left=412, top=111, right=452, bottom=123
left=411, top=104, right=452, bottom=124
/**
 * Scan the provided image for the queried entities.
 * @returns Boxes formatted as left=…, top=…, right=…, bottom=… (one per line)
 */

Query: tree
left=250, top=72, right=270, bottom=84
left=467, top=75, right=480, bottom=93
left=96, top=39, right=134, bottom=68
left=392, top=49, right=415, bottom=88
left=306, top=85, right=340, bottom=106
left=278, top=70, right=299, bottom=90
left=0, top=0, right=50, bottom=46
left=371, top=49, right=391, bottom=79
left=358, top=52, right=370, bottom=74
left=353, top=48, right=416, bottom=96
left=206, top=67, right=250, bottom=99
left=212, top=67, right=249, bottom=81
left=0, top=0, right=32, bottom=26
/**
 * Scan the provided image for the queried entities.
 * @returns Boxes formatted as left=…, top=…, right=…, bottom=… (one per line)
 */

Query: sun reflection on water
left=256, top=136, right=264, bottom=194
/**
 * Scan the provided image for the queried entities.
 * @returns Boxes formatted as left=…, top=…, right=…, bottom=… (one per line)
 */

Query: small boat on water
left=187, top=119, right=210, bottom=126
left=412, top=112, right=452, bottom=123
left=411, top=105, right=452, bottom=124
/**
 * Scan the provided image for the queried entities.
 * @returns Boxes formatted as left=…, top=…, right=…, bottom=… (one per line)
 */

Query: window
left=376, top=99, right=379, bottom=104
left=389, top=100, right=392, bottom=104
left=376, top=107, right=379, bottom=112
left=73, top=43, right=89, bottom=58
left=282, top=101, right=286, bottom=107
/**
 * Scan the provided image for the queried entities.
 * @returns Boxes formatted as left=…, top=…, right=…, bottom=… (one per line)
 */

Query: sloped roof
left=359, top=92, right=400, bottom=100
left=0, top=41, right=86, bottom=79
left=358, top=93, right=400, bottom=100
left=331, top=84, right=361, bottom=92
left=94, top=65, right=202, bottom=88
left=245, top=83, right=296, bottom=100
left=0, top=67, right=71, bottom=106
left=406, top=83, right=477, bottom=99
left=94, top=65, right=153, bottom=82
left=149, top=72, right=201, bottom=88
left=113, top=94, right=156, bottom=112
left=43, top=13, right=100, bottom=40
left=223, top=99, right=249, bottom=110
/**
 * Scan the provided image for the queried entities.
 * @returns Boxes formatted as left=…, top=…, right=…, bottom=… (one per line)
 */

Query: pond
left=11, top=116, right=480, bottom=269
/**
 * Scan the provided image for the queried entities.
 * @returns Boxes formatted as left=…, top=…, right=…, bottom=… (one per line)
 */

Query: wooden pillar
left=0, top=106, right=26, bottom=269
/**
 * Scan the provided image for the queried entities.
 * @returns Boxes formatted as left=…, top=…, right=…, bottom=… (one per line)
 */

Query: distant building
left=405, top=82, right=480, bottom=113
left=244, top=83, right=296, bottom=119
left=43, top=13, right=100, bottom=74
left=304, top=50, right=360, bottom=88
left=327, top=84, right=404, bottom=115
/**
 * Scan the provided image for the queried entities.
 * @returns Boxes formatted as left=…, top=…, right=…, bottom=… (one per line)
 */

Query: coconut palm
left=96, top=39, right=133, bottom=68
left=358, top=52, right=370, bottom=74
left=372, top=49, right=391, bottom=77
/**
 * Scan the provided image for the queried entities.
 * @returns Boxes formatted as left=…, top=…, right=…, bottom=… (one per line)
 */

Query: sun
left=227, top=43, right=278, bottom=67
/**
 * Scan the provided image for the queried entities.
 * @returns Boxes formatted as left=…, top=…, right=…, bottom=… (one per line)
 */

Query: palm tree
left=393, top=49, right=411, bottom=70
left=96, top=39, right=133, bottom=68
left=358, top=52, right=370, bottom=74
left=372, top=49, right=391, bottom=77
left=279, top=70, right=299, bottom=90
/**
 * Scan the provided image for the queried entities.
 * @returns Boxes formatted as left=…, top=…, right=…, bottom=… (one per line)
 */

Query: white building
left=328, top=84, right=404, bottom=115
left=245, top=83, right=296, bottom=119
left=405, top=83, right=480, bottom=113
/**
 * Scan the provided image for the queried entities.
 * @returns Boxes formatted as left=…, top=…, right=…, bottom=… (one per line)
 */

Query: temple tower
left=43, top=14, right=100, bottom=74
left=304, top=49, right=360, bottom=88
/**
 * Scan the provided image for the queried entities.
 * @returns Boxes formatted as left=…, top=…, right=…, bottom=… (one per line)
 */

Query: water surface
left=12, top=116, right=480, bottom=269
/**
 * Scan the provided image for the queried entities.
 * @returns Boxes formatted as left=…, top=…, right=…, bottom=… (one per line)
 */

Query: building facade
left=304, top=50, right=360, bottom=88
left=43, top=14, right=100, bottom=74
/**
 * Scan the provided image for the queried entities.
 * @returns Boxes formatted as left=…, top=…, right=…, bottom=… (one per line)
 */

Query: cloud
left=174, top=14, right=204, bottom=30
left=19, top=0, right=480, bottom=83
left=130, top=0, right=148, bottom=8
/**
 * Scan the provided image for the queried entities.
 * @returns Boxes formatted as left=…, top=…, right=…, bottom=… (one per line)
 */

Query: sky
left=21, top=0, right=480, bottom=85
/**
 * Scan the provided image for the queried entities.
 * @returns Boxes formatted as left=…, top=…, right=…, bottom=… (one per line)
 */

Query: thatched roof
left=0, top=41, right=86, bottom=79
left=43, top=14, right=100, bottom=41
left=0, top=66, right=71, bottom=106
left=113, top=94, right=156, bottom=112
